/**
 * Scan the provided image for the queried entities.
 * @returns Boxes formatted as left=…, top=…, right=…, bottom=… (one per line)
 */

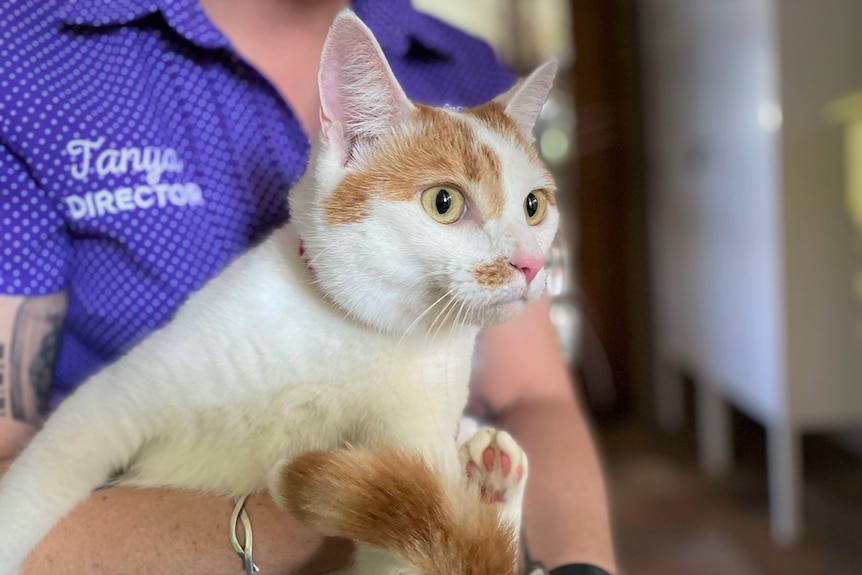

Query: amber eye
left=524, top=190, right=548, bottom=225
left=421, top=186, right=465, bottom=224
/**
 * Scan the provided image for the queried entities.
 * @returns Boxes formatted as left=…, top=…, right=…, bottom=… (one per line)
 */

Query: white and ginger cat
left=0, top=10, right=559, bottom=575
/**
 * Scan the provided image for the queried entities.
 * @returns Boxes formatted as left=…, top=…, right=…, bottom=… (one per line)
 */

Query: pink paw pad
left=482, top=446, right=513, bottom=477
left=459, top=428, right=528, bottom=504
left=482, top=447, right=494, bottom=470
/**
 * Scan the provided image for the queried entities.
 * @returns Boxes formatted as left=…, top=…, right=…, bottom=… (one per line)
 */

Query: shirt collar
left=58, top=0, right=232, bottom=50
left=58, top=0, right=424, bottom=55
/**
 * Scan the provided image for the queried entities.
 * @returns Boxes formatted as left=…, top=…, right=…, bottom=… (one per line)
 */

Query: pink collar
left=298, top=237, right=317, bottom=278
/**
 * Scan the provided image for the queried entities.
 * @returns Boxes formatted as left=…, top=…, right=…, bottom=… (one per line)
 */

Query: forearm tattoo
left=4, top=300, right=64, bottom=423
left=0, top=343, right=4, bottom=416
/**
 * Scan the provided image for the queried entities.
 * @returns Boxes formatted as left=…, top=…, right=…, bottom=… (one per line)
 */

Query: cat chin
left=477, top=297, right=532, bottom=328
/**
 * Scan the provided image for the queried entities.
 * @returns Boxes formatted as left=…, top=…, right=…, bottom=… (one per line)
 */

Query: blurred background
left=415, top=1, right=862, bottom=573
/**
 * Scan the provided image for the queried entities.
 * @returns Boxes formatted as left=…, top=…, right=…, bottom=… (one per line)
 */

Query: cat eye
left=524, top=190, right=549, bottom=225
left=421, top=186, right=465, bottom=224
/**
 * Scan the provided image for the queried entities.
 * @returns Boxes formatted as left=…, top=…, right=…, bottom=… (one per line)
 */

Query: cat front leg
left=273, top=446, right=518, bottom=575
left=459, top=427, right=529, bottom=536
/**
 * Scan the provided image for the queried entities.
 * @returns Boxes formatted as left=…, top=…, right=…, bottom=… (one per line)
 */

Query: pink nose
left=510, top=253, right=545, bottom=286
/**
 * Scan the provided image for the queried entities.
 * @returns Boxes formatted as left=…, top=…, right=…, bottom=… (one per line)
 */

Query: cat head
left=290, top=10, right=559, bottom=335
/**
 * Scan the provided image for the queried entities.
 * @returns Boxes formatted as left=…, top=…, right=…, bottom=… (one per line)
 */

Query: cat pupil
left=526, top=193, right=538, bottom=217
left=436, top=189, right=452, bottom=214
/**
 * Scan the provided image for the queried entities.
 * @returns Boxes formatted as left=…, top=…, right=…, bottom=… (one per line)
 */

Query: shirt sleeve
left=0, top=141, right=70, bottom=295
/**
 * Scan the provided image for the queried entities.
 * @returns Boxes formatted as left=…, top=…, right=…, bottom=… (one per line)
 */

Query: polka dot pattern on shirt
left=0, top=0, right=516, bottom=404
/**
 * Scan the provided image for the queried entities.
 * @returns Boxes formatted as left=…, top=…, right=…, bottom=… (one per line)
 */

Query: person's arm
left=0, top=294, right=351, bottom=575
left=0, top=293, right=67, bottom=459
left=13, top=482, right=352, bottom=575
left=0, top=437, right=352, bottom=575
left=0, top=453, right=352, bottom=575
left=469, top=297, right=618, bottom=574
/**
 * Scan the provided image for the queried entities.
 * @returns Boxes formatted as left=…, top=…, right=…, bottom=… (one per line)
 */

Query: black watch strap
left=520, top=530, right=612, bottom=575
left=549, top=564, right=612, bottom=575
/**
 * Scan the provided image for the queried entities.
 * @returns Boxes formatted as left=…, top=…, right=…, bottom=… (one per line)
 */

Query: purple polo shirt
left=0, top=0, right=515, bottom=404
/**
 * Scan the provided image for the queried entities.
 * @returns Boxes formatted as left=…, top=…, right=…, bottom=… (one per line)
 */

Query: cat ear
left=495, top=60, right=559, bottom=140
left=318, top=10, right=415, bottom=165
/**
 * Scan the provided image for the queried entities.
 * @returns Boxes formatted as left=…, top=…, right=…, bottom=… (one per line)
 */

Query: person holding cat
left=0, top=0, right=617, bottom=574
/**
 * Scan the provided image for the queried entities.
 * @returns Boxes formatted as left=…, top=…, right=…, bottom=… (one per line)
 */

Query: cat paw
left=458, top=427, right=527, bottom=504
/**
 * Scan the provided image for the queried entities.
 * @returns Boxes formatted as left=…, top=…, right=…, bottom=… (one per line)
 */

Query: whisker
left=399, top=288, right=454, bottom=346
left=430, top=296, right=460, bottom=345
left=426, top=296, right=457, bottom=343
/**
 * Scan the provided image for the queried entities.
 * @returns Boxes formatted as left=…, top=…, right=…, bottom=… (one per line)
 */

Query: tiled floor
left=601, top=420, right=862, bottom=575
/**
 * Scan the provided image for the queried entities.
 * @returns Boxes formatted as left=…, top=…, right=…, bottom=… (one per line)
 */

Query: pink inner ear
left=496, top=60, right=558, bottom=140
left=319, top=109, right=349, bottom=166
left=317, top=10, right=414, bottom=166
left=319, top=108, right=333, bottom=135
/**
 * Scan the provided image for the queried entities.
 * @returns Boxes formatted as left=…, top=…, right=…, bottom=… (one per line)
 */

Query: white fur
left=0, top=11, right=557, bottom=574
